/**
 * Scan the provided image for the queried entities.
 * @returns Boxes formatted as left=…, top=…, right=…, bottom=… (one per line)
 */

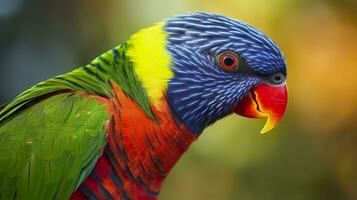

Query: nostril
left=273, top=75, right=281, bottom=82
left=270, top=73, right=285, bottom=85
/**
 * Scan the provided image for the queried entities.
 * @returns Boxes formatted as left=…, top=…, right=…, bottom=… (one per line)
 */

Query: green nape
left=0, top=93, right=109, bottom=200
left=0, top=42, right=155, bottom=125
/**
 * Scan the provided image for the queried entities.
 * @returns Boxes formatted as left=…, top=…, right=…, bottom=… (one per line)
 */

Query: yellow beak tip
left=259, top=116, right=277, bottom=134
left=260, top=127, right=271, bottom=134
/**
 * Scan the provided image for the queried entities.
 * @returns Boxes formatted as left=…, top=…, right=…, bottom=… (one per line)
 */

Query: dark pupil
left=224, top=56, right=235, bottom=66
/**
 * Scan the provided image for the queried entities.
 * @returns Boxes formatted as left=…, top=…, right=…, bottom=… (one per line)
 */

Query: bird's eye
left=219, top=52, right=239, bottom=71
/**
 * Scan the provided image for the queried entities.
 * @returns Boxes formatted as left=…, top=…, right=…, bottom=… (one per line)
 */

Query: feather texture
left=0, top=12, right=287, bottom=200
left=0, top=92, right=109, bottom=199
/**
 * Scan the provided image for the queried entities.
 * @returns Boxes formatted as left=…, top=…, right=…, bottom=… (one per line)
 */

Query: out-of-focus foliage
left=0, top=0, right=356, bottom=199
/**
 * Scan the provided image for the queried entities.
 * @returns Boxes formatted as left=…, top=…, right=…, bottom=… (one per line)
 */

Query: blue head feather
left=165, top=13, right=287, bottom=134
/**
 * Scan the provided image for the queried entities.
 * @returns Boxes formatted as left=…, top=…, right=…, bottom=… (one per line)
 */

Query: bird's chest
left=72, top=85, right=197, bottom=200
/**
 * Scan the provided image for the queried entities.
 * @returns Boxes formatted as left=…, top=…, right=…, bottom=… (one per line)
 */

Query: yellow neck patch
left=126, top=23, right=173, bottom=108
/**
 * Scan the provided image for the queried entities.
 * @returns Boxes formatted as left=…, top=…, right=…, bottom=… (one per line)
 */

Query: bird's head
left=127, top=12, right=288, bottom=134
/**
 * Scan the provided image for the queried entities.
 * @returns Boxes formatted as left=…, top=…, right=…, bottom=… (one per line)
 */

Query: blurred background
left=0, top=0, right=356, bottom=199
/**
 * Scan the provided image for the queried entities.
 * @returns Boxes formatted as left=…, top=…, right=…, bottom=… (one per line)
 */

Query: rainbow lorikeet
left=0, top=13, right=288, bottom=200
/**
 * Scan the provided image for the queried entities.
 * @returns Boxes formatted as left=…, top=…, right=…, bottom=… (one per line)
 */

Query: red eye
left=219, top=52, right=239, bottom=71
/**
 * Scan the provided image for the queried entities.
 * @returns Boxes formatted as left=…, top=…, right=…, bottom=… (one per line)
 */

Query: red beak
left=233, top=83, right=288, bottom=134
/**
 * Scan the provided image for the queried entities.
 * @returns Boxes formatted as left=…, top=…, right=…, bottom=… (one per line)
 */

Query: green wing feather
left=0, top=93, right=109, bottom=200
left=0, top=42, right=156, bottom=200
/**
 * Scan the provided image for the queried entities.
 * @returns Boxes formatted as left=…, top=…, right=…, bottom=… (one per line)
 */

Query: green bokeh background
left=0, top=0, right=356, bottom=199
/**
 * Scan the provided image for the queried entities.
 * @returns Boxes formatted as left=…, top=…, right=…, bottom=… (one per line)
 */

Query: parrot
left=0, top=12, right=288, bottom=200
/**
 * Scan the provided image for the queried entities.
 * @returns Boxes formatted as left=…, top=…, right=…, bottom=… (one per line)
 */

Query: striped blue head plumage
left=164, top=13, right=288, bottom=134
